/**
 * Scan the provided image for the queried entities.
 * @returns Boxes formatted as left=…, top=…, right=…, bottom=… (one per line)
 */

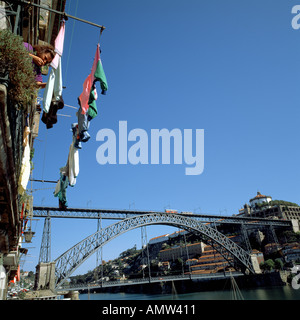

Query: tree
left=274, top=258, right=284, bottom=271
left=264, top=259, right=275, bottom=271
left=283, top=231, right=300, bottom=243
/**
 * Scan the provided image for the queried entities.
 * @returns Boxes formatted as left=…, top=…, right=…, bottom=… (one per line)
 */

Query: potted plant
left=0, top=29, right=37, bottom=108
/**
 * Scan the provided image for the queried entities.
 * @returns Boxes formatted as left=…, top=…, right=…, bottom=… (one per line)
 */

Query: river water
left=79, top=285, right=300, bottom=300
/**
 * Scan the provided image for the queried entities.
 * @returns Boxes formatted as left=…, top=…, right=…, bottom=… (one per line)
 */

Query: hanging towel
left=79, top=44, right=108, bottom=119
left=66, top=140, right=79, bottom=187
left=18, top=126, right=31, bottom=195
left=43, top=21, right=65, bottom=113
left=43, top=48, right=64, bottom=113
left=60, top=135, right=80, bottom=187
left=54, top=174, right=69, bottom=208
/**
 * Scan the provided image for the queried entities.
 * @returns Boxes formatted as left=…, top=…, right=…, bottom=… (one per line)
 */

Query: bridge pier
left=250, top=254, right=262, bottom=274
left=63, top=291, right=79, bottom=300
left=34, top=262, right=56, bottom=292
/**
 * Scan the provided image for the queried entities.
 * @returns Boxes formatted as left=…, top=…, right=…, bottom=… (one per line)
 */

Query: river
left=79, top=285, right=300, bottom=300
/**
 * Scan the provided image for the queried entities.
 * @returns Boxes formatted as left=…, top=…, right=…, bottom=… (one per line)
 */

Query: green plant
left=261, top=259, right=275, bottom=272
left=274, top=258, right=284, bottom=270
left=0, top=29, right=37, bottom=107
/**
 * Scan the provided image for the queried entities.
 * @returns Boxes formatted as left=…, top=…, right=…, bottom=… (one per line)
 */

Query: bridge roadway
left=33, top=206, right=291, bottom=227
left=57, top=271, right=244, bottom=292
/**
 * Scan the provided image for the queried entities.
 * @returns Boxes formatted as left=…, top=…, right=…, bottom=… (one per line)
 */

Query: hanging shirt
left=43, top=21, right=65, bottom=113
left=18, top=126, right=31, bottom=195
left=78, top=44, right=108, bottom=119
left=43, top=59, right=63, bottom=114
left=66, top=139, right=80, bottom=187
left=60, top=136, right=80, bottom=187
left=78, top=74, right=92, bottom=116
left=54, top=174, right=69, bottom=208
left=51, top=20, right=65, bottom=69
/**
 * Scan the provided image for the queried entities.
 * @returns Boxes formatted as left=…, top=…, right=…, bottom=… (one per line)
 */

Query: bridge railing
left=32, top=206, right=292, bottom=227
left=58, top=272, right=244, bottom=291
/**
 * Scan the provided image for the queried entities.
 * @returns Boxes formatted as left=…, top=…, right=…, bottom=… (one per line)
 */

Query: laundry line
left=38, top=99, right=77, bottom=118
left=58, top=104, right=78, bottom=117
left=57, top=114, right=71, bottom=118
left=16, top=0, right=106, bottom=31
left=57, top=103, right=78, bottom=117
left=64, top=104, right=78, bottom=110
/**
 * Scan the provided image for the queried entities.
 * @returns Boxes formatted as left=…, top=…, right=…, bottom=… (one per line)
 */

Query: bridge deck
left=33, top=206, right=291, bottom=227
left=57, top=272, right=244, bottom=292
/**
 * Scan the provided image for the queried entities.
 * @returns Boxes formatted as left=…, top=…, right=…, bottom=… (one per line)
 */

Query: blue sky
left=22, top=0, right=300, bottom=274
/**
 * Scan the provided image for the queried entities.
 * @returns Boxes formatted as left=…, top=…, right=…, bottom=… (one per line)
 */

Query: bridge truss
left=33, top=206, right=292, bottom=227
left=53, top=213, right=257, bottom=289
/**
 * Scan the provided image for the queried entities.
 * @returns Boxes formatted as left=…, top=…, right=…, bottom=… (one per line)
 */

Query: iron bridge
left=32, top=206, right=292, bottom=227
left=53, top=213, right=258, bottom=289
left=58, top=272, right=245, bottom=292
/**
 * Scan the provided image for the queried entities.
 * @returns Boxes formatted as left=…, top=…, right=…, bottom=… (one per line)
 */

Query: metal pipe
left=30, top=179, right=57, bottom=184
left=16, top=0, right=106, bottom=30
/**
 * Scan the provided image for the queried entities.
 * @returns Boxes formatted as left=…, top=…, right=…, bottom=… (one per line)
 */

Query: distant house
left=264, top=243, right=281, bottom=255
left=251, top=249, right=265, bottom=265
left=281, top=243, right=300, bottom=263
left=159, top=243, right=204, bottom=261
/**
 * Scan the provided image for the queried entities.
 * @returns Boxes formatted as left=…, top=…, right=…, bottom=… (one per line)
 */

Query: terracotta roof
left=250, top=191, right=271, bottom=202
left=150, top=234, right=169, bottom=241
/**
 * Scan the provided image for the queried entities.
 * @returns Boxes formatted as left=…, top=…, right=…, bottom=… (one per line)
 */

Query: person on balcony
left=24, top=43, right=55, bottom=88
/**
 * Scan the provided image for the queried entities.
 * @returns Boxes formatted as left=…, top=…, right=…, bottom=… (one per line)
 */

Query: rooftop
left=250, top=191, right=272, bottom=202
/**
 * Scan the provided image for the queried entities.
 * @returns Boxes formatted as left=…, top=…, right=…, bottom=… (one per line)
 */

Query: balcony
left=0, top=0, right=66, bottom=283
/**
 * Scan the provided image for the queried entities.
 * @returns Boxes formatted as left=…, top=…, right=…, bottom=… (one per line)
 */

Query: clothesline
left=37, top=21, right=108, bottom=209
left=38, top=98, right=78, bottom=110
left=16, top=0, right=106, bottom=31
left=64, top=104, right=78, bottom=110
left=57, top=114, right=72, bottom=118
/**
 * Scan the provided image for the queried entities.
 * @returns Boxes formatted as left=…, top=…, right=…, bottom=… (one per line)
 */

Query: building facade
left=0, top=0, right=66, bottom=300
left=237, top=192, right=300, bottom=232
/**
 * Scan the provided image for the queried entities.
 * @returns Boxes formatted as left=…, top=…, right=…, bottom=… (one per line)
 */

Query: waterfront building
left=157, top=261, right=170, bottom=272
left=280, top=243, right=300, bottom=263
left=264, top=243, right=281, bottom=255
left=189, top=244, right=231, bottom=274
left=251, top=249, right=265, bottom=265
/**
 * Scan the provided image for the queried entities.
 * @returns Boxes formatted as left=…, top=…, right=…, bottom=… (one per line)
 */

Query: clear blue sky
left=22, top=0, right=300, bottom=275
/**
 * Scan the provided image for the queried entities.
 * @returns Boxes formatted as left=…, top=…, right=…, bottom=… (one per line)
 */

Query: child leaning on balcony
left=24, top=43, right=55, bottom=88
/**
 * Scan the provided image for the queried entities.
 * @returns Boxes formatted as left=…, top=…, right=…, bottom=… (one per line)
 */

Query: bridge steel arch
left=54, top=213, right=255, bottom=288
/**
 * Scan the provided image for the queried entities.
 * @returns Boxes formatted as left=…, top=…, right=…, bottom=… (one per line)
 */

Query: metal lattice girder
left=54, top=213, right=255, bottom=288
left=32, top=206, right=292, bottom=228
left=39, top=216, right=51, bottom=263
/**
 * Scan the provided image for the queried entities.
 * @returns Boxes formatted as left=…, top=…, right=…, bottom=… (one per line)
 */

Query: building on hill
left=280, top=243, right=300, bottom=264
left=149, top=234, right=170, bottom=245
left=237, top=192, right=300, bottom=232
left=249, top=192, right=272, bottom=208
left=159, top=243, right=204, bottom=262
